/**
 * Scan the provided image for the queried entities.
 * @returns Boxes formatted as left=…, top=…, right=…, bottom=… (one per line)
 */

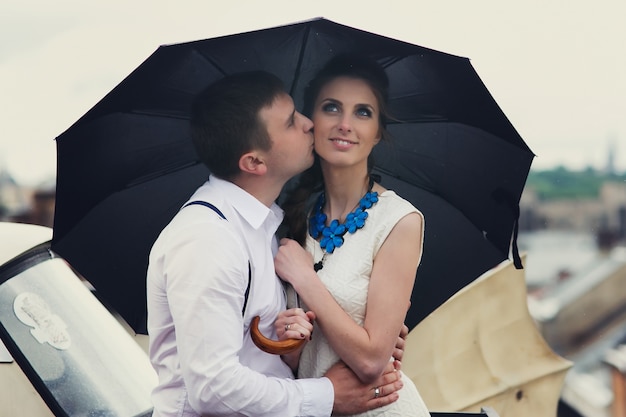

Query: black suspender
left=242, top=268, right=251, bottom=317
left=183, top=201, right=252, bottom=316
left=183, top=201, right=227, bottom=219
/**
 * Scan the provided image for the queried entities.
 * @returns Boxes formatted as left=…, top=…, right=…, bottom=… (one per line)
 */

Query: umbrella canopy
left=52, top=18, right=534, bottom=334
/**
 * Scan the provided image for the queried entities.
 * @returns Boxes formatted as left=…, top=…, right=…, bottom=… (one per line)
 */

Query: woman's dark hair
left=302, top=54, right=391, bottom=140
left=282, top=54, right=391, bottom=245
left=190, top=71, right=285, bottom=180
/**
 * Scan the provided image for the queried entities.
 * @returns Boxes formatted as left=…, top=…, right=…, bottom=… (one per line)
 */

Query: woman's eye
left=356, top=107, right=372, bottom=118
left=322, top=103, right=339, bottom=113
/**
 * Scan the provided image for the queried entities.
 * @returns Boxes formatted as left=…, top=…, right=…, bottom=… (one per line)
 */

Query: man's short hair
left=190, top=71, right=285, bottom=180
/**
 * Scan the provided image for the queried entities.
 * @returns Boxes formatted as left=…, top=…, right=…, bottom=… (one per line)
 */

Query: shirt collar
left=209, top=176, right=284, bottom=231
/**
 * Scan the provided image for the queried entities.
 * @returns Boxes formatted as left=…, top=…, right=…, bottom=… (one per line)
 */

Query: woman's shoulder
left=366, top=189, right=425, bottom=251
left=377, top=189, right=419, bottom=212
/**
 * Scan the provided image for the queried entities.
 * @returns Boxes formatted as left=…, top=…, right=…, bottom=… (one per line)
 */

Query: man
left=147, top=71, right=404, bottom=416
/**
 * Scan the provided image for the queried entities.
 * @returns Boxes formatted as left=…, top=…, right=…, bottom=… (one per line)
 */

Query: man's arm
left=326, top=361, right=402, bottom=415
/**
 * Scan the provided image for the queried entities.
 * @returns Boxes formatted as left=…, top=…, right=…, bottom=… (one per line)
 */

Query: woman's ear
left=239, top=151, right=267, bottom=176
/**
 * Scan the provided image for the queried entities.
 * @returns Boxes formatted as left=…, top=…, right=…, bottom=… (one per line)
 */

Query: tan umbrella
left=404, top=255, right=572, bottom=417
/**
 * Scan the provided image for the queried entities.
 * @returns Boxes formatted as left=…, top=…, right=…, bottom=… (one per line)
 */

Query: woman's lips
left=330, top=138, right=356, bottom=148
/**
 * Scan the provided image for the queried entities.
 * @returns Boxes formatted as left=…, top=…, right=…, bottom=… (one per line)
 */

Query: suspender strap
left=183, top=201, right=227, bottom=219
left=183, top=200, right=251, bottom=316
left=242, top=265, right=251, bottom=316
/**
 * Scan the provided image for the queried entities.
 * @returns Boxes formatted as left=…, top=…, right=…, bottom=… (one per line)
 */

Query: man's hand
left=325, top=361, right=402, bottom=415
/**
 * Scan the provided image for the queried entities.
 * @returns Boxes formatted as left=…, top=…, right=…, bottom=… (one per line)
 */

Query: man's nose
left=301, top=114, right=314, bottom=132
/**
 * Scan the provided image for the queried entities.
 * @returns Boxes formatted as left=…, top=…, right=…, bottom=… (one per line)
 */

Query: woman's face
left=311, top=76, right=381, bottom=169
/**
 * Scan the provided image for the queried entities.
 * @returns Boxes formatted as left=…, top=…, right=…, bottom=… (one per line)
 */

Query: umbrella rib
left=378, top=55, right=406, bottom=69
left=130, top=109, right=190, bottom=119
left=125, top=161, right=203, bottom=188
left=193, top=47, right=230, bottom=78
left=288, top=24, right=312, bottom=97
left=372, top=165, right=436, bottom=193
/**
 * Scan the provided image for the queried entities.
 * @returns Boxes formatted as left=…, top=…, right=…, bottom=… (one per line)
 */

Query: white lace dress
left=297, top=190, right=430, bottom=416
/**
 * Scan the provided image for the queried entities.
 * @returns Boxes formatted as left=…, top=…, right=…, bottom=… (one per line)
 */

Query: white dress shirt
left=147, top=176, right=333, bottom=416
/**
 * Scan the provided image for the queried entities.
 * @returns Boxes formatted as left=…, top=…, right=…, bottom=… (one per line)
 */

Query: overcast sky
left=1, top=0, right=625, bottom=185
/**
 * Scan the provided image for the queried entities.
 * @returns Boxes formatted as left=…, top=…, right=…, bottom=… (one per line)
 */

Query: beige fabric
left=404, top=255, right=572, bottom=417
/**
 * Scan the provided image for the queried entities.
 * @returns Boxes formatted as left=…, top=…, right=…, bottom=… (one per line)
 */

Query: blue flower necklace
left=309, top=182, right=379, bottom=271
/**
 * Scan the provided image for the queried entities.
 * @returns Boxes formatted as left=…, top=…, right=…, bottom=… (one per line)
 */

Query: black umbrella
left=52, top=18, right=534, bottom=334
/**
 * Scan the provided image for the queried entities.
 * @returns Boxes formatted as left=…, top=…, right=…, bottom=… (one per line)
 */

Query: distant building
left=10, top=185, right=56, bottom=228
left=600, top=182, right=626, bottom=240
left=0, top=167, right=29, bottom=219
left=0, top=166, right=55, bottom=228
left=528, top=247, right=626, bottom=417
left=605, top=137, right=618, bottom=177
left=520, top=181, right=626, bottom=247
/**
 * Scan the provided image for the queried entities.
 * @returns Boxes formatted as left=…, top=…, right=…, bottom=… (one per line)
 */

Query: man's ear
left=239, top=151, right=267, bottom=176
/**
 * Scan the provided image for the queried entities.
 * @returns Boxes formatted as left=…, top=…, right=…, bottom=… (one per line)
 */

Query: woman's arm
left=275, top=212, right=423, bottom=384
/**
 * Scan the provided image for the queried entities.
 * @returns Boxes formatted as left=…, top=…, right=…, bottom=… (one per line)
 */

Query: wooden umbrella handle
left=250, top=316, right=305, bottom=355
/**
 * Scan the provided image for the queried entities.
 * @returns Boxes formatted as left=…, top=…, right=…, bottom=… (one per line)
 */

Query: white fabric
left=298, top=190, right=430, bottom=417
left=147, top=176, right=333, bottom=417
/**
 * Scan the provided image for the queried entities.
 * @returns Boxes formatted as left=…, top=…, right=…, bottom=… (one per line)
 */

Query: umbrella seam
left=289, top=24, right=312, bottom=97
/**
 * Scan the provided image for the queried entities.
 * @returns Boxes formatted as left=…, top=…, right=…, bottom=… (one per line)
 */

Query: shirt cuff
left=297, top=376, right=334, bottom=416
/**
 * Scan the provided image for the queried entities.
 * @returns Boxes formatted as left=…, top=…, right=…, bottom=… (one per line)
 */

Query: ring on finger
left=374, top=386, right=381, bottom=399
left=285, top=323, right=291, bottom=331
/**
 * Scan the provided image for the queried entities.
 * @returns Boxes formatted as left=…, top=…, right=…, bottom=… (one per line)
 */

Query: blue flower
left=309, top=212, right=327, bottom=238
left=346, top=209, right=369, bottom=233
left=320, top=220, right=346, bottom=253
left=360, top=191, right=379, bottom=209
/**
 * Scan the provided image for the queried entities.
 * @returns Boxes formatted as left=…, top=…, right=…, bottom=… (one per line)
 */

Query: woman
left=274, top=54, right=430, bottom=416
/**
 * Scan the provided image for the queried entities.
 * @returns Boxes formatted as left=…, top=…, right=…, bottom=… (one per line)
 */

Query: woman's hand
left=275, top=308, right=316, bottom=341
left=275, top=308, right=316, bottom=371
left=275, top=238, right=315, bottom=287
